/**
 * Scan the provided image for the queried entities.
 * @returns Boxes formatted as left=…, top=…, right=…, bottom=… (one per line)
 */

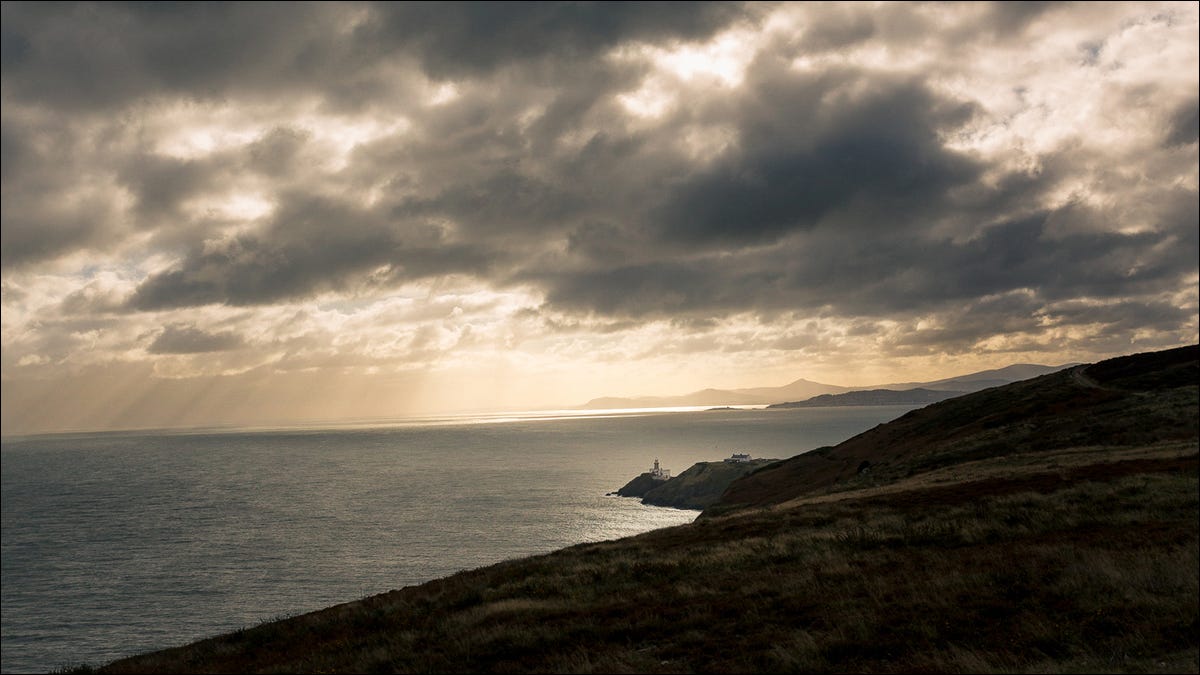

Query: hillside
left=87, top=346, right=1198, bottom=674
left=877, top=362, right=1076, bottom=392
left=579, top=363, right=1069, bottom=409
left=767, top=387, right=966, bottom=408
left=712, top=345, right=1197, bottom=516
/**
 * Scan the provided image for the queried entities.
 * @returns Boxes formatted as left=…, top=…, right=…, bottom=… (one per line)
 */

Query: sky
left=2, top=1, right=1197, bottom=435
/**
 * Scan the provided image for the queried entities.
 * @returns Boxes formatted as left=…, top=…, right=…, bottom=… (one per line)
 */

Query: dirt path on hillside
left=1069, top=364, right=1104, bottom=389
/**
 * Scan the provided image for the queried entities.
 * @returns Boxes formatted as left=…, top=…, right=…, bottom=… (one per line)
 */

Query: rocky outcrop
left=614, top=472, right=665, bottom=498
left=615, top=459, right=778, bottom=510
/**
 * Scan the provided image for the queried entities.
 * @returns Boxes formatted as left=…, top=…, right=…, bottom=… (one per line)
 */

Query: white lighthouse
left=649, top=457, right=671, bottom=480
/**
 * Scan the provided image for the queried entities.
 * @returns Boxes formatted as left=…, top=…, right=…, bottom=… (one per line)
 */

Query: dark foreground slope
left=87, top=347, right=1198, bottom=674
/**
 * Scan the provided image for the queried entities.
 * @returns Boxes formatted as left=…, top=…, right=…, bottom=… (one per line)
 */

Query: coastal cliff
left=615, top=458, right=778, bottom=510
left=613, top=472, right=662, bottom=498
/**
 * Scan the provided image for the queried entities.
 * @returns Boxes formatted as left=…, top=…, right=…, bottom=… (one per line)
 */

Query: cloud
left=147, top=324, right=244, bottom=354
left=0, top=2, right=361, bottom=112
left=0, top=2, right=747, bottom=114
left=1165, top=98, right=1199, bottom=147
left=127, top=193, right=498, bottom=310
left=652, top=71, right=982, bottom=246
left=118, top=152, right=232, bottom=227
left=532, top=201, right=1198, bottom=322
left=0, top=110, right=129, bottom=266
left=798, top=10, right=876, bottom=53
left=1, top=2, right=1196, bottom=432
left=366, top=2, right=749, bottom=78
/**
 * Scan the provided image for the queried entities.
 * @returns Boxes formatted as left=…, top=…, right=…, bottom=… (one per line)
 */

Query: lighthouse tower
left=649, top=457, right=671, bottom=480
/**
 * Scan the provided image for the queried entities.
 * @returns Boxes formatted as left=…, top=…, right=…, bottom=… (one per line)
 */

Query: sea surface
left=1, top=405, right=918, bottom=673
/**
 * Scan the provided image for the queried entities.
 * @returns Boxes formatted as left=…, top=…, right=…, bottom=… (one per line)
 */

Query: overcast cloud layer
left=2, top=1, right=1197, bottom=433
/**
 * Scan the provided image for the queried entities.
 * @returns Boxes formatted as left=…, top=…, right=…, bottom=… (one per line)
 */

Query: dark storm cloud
left=890, top=296, right=1195, bottom=358
left=350, top=57, right=657, bottom=240
left=983, top=1, right=1062, bottom=35
left=793, top=2, right=1062, bottom=58
left=538, top=261, right=776, bottom=318
left=0, top=194, right=112, bottom=267
left=654, top=72, right=981, bottom=245
left=511, top=6, right=1197, bottom=332
left=566, top=222, right=632, bottom=264
left=1043, top=298, right=1194, bottom=331
left=1165, top=98, right=1199, bottom=147
left=366, top=1, right=748, bottom=78
left=0, top=2, right=746, bottom=113
left=835, top=204, right=1198, bottom=310
left=396, top=170, right=586, bottom=236
left=127, top=194, right=496, bottom=310
left=0, top=2, right=353, bottom=111
left=534, top=198, right=1198, bottom=323
left=0, top=112, right=124, bottom=266
left=910, top=214, right=1184, bottom=306
left=796, top=6, right=876, bottom=52
left=244, top=127, right=313, bottom=177
left=889, top=294, right=1047, bottom=353
left=118, top=153, right=225, bottom=224
left=373, top=49, right=993, bottom=278
left=0, top=0, right=671, bottom=268
left=2, top=1, right=1195, bottom=362
left=148, top=324, right=244, bottom=354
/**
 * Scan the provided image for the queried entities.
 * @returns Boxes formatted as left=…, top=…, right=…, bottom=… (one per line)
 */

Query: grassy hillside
left=82, top=346, right=1198, bottom=674
left=713, top=345, right=1198, bottom=516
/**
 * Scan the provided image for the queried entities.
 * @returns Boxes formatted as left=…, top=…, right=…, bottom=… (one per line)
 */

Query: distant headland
left=767, top=387, right=966, bottom=408
left=612, top=453, right=779, bottom=510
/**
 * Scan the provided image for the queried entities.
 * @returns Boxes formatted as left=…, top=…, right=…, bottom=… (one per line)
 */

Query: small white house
left=724, top=452, right=752, bottom=463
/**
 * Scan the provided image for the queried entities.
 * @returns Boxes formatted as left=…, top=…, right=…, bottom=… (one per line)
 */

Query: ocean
left=0, top=405, right=918, bottom=673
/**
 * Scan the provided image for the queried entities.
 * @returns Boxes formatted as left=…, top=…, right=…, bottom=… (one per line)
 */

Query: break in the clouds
left=2, top=1, right=1197, bottom=434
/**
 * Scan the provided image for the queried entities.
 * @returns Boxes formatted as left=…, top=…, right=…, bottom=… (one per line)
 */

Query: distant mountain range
left=579, top=363, right=1077, bottom=409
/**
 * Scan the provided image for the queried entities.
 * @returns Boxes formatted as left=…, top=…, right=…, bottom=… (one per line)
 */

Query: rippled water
left=1, top=405, right=916, bottom=673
